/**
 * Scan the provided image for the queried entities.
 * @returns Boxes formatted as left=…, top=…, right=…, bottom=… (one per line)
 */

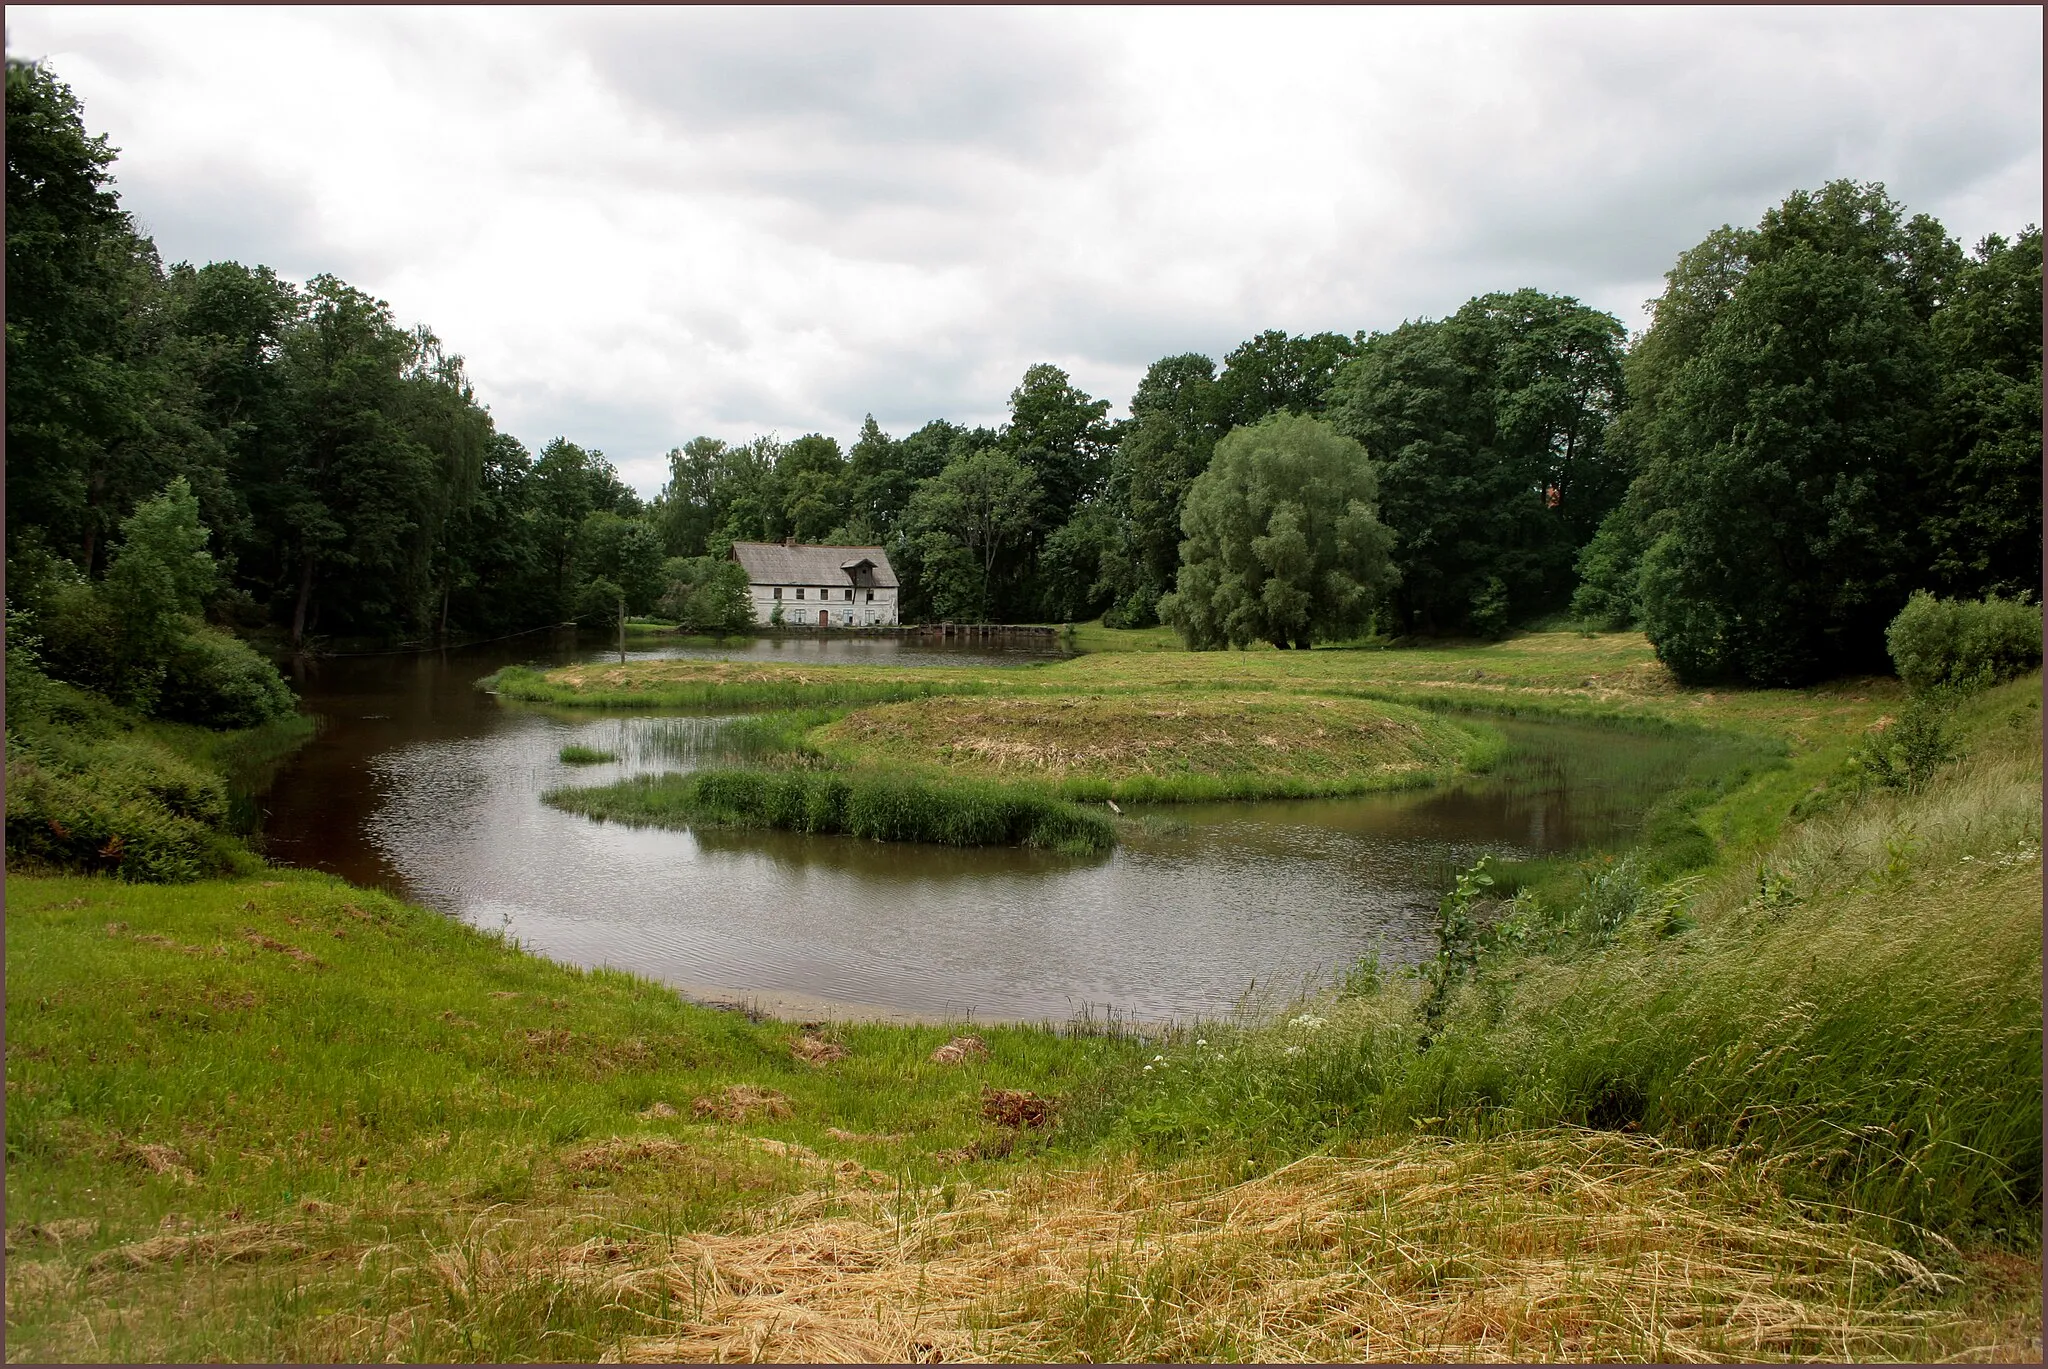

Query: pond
left=256, top=630, right=1714, bottom=1025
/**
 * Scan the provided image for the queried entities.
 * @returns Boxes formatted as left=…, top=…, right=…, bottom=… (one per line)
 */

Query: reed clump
left=557, top=743, right=615, bottom=764
left=545, top=767, right=1116, bottom=855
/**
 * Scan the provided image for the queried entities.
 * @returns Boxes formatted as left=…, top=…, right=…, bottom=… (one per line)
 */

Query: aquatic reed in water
left=546, top=767, right=1116, bottom=855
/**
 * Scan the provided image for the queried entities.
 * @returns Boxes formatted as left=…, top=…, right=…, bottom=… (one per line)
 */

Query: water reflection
left=255, top=632, right=1710, bottom=1024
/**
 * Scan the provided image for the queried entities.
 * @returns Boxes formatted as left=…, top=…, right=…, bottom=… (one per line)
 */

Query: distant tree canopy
left=7, top=63, right=2037, bottom=701
left=1327, top=290, right=1628, bottom=636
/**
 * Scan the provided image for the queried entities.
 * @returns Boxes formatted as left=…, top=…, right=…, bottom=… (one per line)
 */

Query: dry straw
left=323, top=1130, right=1972, bottom=1364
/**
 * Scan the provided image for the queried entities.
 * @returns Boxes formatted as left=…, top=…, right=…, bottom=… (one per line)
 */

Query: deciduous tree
left=1159, top=414, right=1396, bottom=649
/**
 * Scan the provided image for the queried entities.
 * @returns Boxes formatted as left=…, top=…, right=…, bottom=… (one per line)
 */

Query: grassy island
left=809, top=691, right=1499, bottom=802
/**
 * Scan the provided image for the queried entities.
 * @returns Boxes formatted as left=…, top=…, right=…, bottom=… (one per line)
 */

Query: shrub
left=1851, top=689, right=1960, bottom=792
left=156, top=626, right=297, bottom=729
left=658, top=556, right=754, bottom=634
left=3, top=650, right=261, bottom=883
left=1568, top=508, right=1647, bottom=630
left=1101, top=587, right=1161, bottom=630
left=1886, top=590, right=2042, bottom=694
left=33, top=577, right=125, bottom=697
left=1467, top=576, right=1511, bottom=640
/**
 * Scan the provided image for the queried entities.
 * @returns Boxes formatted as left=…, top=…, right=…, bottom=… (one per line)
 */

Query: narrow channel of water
left=256, top=632, right=1710, bottom=1025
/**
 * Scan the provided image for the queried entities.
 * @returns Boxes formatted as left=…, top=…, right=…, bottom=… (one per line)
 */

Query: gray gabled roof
left=730, top=541, right=898, bottom=589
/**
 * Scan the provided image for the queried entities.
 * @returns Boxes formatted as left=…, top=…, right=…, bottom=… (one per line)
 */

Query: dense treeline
left=1573, top=184, right=2043, bottom=684
left=7, top=61, right=2040, bottom=690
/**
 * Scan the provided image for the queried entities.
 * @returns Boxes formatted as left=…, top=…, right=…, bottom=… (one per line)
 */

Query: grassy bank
left=9, top=766, right=2041, bottom=1361
left=809, top=691, right=1501, bottom=802
left=3, top=870, right=1146, bottom=1361
left=545, top=767, right=1117, bottom=855
left=1062, top=676, right=2042, bottom=1239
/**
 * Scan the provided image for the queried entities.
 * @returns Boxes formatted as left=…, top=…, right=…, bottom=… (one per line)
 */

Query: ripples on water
left=262, top=632, right=1711, bottom=1025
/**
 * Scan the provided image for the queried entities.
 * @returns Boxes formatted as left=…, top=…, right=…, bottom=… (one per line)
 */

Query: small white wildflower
left=1284, top=1045, right=1301, bottom=1056
left=1288, top=1013, right=1327, bottom=1032
left=1195, top=1039, right=1208, bottom=1047
left=1154, top=1054, right=1165, bottom=1062
left=1143, top=1064, right=1153, bottom=1072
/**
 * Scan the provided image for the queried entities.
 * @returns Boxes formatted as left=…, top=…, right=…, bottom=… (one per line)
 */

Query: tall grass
left=1074, top=676, right=2044, bottom=1244
left=546, top=767, right=1116, bottom=855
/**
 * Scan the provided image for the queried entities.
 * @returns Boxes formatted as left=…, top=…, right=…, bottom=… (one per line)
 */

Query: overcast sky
left=9, top=7, right=2042, bottom=496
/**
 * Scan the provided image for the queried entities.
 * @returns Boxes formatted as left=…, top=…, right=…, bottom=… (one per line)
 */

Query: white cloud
left=9, top=5, right=2040, bottom=496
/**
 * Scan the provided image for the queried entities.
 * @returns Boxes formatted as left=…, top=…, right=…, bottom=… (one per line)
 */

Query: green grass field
left=7, top=632, right=2040, bottom=1361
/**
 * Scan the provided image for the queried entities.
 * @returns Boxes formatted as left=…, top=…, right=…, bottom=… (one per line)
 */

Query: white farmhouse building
left=730, top=541, right=900, bottom=628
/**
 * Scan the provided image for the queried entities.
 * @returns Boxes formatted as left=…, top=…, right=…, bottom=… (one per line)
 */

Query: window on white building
left=795, top=587, right=805, bottom=600
left=773, top=586, right=782, bottom=600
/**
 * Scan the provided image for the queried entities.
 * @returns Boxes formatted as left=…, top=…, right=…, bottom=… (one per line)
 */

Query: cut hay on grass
left=790, top=1033, right=850, bottom=1066
left=84, top=1222, right=307, bottom=1276
left=931, top=1034, right=988, bottom=1064
left=464, top=1130, right=1982, bottom=1364
left=693, top=1085, right=795, bottom=1122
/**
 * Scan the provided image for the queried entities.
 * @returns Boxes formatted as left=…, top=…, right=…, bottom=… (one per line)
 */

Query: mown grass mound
left=811, top=692, right=1500, bottom=802
left=485, top=660, right=998, bottom=709
left=545, top=767, right=1116, bottom=855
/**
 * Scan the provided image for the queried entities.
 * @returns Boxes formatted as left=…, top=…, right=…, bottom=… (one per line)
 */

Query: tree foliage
left=1586, top=180, right=2039, bottom=685
left=904, top=448, right=1042, bottom=622
left=1159, top=414, right=1396, bottom=649
left=1328, top=291, right=1628, bottom=634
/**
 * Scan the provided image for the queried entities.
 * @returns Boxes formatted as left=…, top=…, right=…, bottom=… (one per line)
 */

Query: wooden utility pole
left=618, top=592, right=627, bottom=664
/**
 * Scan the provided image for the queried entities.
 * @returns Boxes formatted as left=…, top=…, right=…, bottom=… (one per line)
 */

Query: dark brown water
left=255, top=632, right=1710, bottom=1024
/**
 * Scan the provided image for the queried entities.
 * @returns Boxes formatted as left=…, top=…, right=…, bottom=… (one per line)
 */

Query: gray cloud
left=7, top=7, right=2040, bottom=493
left=584, top=9, right=1108, bottom=159
left=121, top=162, right=339, bottom=281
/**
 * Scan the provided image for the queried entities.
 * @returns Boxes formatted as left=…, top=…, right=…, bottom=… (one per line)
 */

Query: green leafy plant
left=1852, top=689, right=1961, bottom=792
left=1886, top=590, right=2042, bottom=694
